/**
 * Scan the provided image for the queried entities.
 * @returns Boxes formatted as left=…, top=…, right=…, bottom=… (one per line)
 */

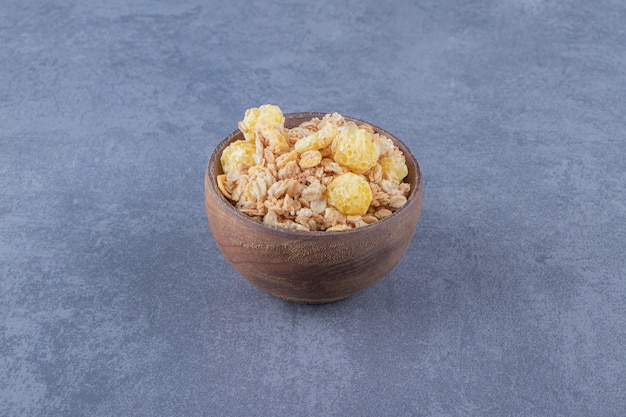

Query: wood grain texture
left=205, top=113, right=423, bottom=303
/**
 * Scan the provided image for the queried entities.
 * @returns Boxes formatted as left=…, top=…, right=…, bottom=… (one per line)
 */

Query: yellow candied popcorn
left=379, top=154, right=408, bottom=184
left=239, top=104, right=284, bottom=142
left=294, top=124, right=338, bottom=154
left=326, top=172, right=372, bottom=216
left=332, top=125, right=380, bottom=174
left=220, top=140, right=255, bottom=174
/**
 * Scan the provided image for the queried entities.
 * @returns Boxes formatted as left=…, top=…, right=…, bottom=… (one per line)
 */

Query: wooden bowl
left=204, top=113, right=423, bottom=304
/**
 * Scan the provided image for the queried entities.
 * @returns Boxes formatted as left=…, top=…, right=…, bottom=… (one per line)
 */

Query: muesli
left=217, top=104, right=410, bottom=231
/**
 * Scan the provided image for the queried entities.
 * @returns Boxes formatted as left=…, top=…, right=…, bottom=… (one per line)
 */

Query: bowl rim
left=205, top=112, right=422, bottom=239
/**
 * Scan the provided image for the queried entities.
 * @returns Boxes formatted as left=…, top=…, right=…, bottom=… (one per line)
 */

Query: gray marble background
left=1, top=1, right=625, bottom=416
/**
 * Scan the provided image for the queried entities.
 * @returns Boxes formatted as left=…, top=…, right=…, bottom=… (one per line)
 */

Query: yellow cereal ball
left=240, top=104, right=284, bottom=141
left=220, top=140, right=255, bottom=174
left=332, top=125, right=380, bottom=174
left=294, top=124, right=338, bottom=154
left=326, top=172, right=372, bottom=216
left=379, top=154, right=408, bottom=183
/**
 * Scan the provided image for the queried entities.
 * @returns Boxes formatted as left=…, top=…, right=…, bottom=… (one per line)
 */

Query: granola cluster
left=216, top=104, right=411, bottom=232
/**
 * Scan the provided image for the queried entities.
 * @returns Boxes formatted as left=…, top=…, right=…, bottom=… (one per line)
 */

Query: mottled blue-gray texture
left=1, top=0, right=625, bottom=416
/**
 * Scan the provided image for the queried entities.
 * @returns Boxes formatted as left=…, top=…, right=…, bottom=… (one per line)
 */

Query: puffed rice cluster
left=217, top=104, right=411, bottom=232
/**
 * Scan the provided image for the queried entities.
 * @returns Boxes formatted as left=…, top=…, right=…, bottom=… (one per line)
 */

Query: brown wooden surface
left=205, top=113, right=423, bottom=303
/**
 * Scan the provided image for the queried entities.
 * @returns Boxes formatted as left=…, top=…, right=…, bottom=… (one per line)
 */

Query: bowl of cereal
left=204, top=105, right=423, bottom=304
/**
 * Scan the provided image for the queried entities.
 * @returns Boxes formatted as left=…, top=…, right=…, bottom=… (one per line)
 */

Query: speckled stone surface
left=1, top=1, right=625, bottom=416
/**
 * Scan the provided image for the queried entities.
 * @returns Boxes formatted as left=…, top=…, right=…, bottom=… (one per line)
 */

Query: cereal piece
left=389, top=195, right=407, bottom=208
left=331, top=125, right=380, bottom=174
left=299, top=118, right=320, bottom=131
left=321, top=158, right=346, bottom=175
left=359, top=123, right=374, bottom=134
left=324, top=207, right=346, bottom=226
left=326, top=172, right=372, bottom=216
left=257, top=120, right=290, bottom=154
left=263, top=147, right=275, bottom=165
left=267, top=179, right=290, bottom=199
left=242, top=166, right=275, bottom=206
left=366, top=163, right=383, bottom=184
left=375, top=208, right=393, bottom=219
left=346, top=215, right=368, bottom=229
left=295, top=207, right=313, bottom=227
left=319, top=112, right=345, bottom=128
left=381, top=179, right=403, bottom=195
left=263, top=210, right=279, bottom=227
left=220, top=140, right=255, bottom=174
left=346, top=215, right=362, bottom=223
left=362, top=214, right=379, bottom=224
left=298, top=150, right=323, bottom=169
left=250, top=177, right=268, bottom=201
left=370, top=184, right=391, bottom=207
left=326, top=224, right=351, bottom=232
left=372, top=133, right=395, bottom=157
left=301, top=179, right=325, bottom=201
left=309, top=197, right=327, bottom=214
left=379, top=154, right=408, bottom=184
left=294, top=124, right=338, bottom=154
left=231, top=175, right=249, bottom=201
left=288, top=127, right=311, bottom=144
left=276, top=150, right=299, bottom=169
left=278, top=160, right=300, bottom=180
left=281, top=193, right=299, bottom=216
left=217, top=174, right=232, bottom=199
left=282, top=221, right=310, bottom=232
left=238, top=104, right=284, bottom=142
